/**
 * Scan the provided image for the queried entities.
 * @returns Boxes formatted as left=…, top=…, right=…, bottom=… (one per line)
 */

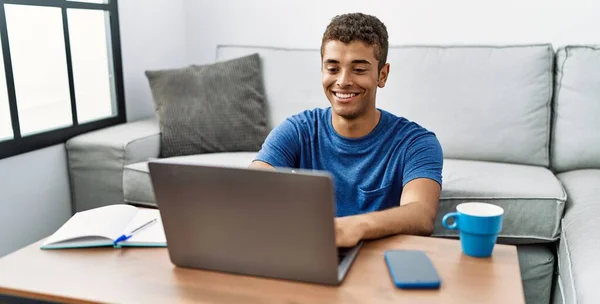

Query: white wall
left=0, top=145, right=71, bottom=257
left=185, top=0, right=600, bottom=65
left=115, top=0, right=600, bottom=121
left=118, top=0, right=187, bottom=121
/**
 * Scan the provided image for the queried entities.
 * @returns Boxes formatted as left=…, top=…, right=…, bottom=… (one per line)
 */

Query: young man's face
left=321, top=40, right=389, bottom=120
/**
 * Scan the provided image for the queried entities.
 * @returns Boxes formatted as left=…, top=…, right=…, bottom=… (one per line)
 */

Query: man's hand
left=335, top=178, right=440, bottom=246
left=334, top=215, right=368, bottom=247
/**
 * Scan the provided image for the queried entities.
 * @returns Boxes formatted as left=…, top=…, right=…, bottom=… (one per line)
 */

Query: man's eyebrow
left=323, top=59, right=372, bottom=65
left=351, top=59, right=372, bottom=65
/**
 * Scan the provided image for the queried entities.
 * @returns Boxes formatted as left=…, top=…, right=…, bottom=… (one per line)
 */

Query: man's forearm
left=357, top=202, right=437, bottom=240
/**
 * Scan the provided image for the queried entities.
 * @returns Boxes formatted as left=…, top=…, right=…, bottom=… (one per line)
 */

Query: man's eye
left=354, top=69, right=366, bottom=73
left=327, top=67, right=338, bottom=73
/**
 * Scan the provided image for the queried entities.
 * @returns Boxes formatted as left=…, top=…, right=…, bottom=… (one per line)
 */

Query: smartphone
left=384, top=250, right=441, bottom=289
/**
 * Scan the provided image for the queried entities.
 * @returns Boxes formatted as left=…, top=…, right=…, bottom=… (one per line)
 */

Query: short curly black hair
left=321, top=13, right=389, bottom=72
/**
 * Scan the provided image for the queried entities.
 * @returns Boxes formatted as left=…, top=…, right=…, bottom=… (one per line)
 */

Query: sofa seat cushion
left=126, top=156, right=565, bottom=244
left=556, top=169, right=600, bottom=304
left=123, top=152, right=259, bottom=206
left=433, top=159, right=566, bottom=244
left=125, top=156, right=565, bottom=243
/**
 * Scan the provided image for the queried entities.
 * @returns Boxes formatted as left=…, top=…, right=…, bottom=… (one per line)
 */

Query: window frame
left=0, top=0, right=125, bottom=160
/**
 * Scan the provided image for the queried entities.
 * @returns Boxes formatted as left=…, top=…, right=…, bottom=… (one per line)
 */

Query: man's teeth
left=335, top=92, right=358, bottom=99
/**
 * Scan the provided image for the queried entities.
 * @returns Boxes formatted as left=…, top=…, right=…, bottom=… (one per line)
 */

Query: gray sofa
left=65, top=44, right=600, bottom=304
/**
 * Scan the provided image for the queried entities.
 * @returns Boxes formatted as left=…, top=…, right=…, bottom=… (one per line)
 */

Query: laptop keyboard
left=337, top=247, right=351, bottom=264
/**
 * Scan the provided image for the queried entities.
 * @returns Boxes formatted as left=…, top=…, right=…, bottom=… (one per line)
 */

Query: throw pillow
left=145, top=54, right=269, bottom=158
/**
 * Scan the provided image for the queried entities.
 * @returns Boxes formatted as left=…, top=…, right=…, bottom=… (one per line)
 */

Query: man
left=250, top=13, right=443, bottom=248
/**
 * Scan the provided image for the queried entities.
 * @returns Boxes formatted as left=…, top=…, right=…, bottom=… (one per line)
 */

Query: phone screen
left=384, top=250, right=441, bottom=289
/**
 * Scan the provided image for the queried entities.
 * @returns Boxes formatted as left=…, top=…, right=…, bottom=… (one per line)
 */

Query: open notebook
left=41, top=205, right=166, bottom=249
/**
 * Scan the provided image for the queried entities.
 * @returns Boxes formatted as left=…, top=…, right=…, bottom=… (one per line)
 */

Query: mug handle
left=442, top=212, right=459, bottom=230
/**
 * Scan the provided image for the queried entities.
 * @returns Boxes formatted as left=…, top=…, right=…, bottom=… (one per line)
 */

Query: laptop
left=148, top=161, right=362, bottom=285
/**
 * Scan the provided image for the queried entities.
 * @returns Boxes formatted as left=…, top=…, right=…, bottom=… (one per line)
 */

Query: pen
left=113, top=218, right=157, bottom=246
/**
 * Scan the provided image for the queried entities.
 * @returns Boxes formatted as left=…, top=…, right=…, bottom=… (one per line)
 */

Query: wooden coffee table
left=0, top=235, right=524, bottom=303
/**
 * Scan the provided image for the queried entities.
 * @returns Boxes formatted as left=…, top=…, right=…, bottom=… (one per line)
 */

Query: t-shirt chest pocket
left=357, top=183, right=392, bottom=212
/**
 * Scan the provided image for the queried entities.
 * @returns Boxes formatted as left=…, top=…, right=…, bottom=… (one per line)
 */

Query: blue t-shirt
left=255, top=107, right=443, bottom=217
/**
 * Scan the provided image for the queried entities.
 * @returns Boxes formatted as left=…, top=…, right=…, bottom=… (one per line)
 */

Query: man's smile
left=333, top=91, right=360, bottom=103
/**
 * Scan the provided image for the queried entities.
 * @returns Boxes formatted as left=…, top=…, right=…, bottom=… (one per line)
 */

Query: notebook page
left=123, top=209, right=166, bottom=245
left=43, top=205, right=139, bottom=246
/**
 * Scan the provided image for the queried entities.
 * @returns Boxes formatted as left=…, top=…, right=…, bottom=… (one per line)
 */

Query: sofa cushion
left=432, top=159, right=566, bottom=244
left=145, top=53, right=269, bottom=158
left=556, top=169, right=600, bottom=304
left=123, top=152, right=259, bottom=206
left=552, top=46, right=600, bottom=172
left=126, top=155, right=565, bottom=244
left=380, top=45, right=553, bottom=167
left=217, top=45, right=553, bottom=167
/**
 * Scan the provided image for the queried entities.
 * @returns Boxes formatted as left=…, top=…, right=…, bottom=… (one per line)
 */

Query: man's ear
left=378, top=63, right=390, bottom=88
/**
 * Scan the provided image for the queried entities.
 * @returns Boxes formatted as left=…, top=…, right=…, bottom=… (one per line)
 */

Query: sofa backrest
left=217, top=46, right=324, bottom=128
left=551, top=46, right=600, bottom=172
left=217, top=44, right=553, bottom=167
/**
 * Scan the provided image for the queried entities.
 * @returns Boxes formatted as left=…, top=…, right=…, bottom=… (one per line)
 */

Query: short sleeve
left=254, top=118, right=301, bottom=168
left=402, top=133, right=444, bottom=187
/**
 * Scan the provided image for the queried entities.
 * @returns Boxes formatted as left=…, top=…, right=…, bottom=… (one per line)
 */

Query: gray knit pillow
left=146, top=54, right=269, bottom=158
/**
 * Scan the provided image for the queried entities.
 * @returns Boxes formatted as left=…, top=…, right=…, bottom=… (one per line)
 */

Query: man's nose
left=336, top=71, right=353, bottom=87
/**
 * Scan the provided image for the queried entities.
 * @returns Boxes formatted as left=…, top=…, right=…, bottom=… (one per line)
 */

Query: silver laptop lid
left=149, top=162, right=341, bottom=285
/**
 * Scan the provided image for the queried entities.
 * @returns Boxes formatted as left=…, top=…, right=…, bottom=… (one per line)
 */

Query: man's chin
left=332, top=107, right=359, bottom=120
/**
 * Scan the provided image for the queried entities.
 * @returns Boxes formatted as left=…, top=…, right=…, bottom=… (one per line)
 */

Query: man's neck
left=332, top=109, right=381, bottom=138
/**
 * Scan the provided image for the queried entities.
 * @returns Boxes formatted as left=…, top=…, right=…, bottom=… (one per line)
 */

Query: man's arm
left=334, top=178, right=440, bottom=247
left=249, top=160, right=276, bottom=170
left=251, top=118, right=300, bottom=169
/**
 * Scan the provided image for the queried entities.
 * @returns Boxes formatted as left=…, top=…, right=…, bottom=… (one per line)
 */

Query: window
left=0, top=0, right=124, bottom=159
left=68, top=8, right=116, bottom=124
left=6, top=4, right=73, bottom=136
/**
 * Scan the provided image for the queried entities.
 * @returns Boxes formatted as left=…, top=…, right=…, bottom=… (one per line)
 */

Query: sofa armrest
left=555, top=170, right=600, bottom=304
left=66, top=118, right=160, bottom=212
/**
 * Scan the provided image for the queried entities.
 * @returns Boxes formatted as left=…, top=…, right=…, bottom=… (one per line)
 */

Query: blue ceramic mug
left=442, top=202, right=504, bottom=258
